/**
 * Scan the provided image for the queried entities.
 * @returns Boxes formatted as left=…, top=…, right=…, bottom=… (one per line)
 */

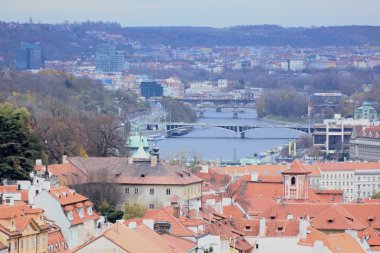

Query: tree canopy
left=0, top=103, right=41, bottom=180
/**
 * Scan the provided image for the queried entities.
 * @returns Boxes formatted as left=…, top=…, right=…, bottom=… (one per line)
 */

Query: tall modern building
left=95, top=44, right=124, bottom=72
left=140, top=82, right=163, bottom=99
left=15, top=42, right=44, bottom=70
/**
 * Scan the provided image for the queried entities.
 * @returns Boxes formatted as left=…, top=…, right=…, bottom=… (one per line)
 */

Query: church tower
left=282, top=160, right=310, bottom=201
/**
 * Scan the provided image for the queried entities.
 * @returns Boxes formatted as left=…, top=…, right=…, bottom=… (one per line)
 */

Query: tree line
left=0, top=71, right=148, bottom=180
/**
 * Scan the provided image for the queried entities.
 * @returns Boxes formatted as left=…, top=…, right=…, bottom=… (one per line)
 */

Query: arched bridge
left=164, top=122, right=314, bottom=138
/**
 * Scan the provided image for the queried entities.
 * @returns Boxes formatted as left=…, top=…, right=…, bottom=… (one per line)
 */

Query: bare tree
left=33, top=113, right=85, bottom=163
left=85, top=114, right=127, bottom=157
left=225, top=177, right=248, bottom=203
left=69, top=167, right=125, bottom=210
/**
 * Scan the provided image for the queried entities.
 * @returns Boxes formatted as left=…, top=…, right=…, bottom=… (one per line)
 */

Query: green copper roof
left=127, top=135, right=150, bottom=148
left=240, top=157, right=261, bottom=165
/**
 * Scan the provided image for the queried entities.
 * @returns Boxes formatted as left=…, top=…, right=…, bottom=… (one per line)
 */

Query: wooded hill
left=0, top=70, right=147, bottom=164
left=1, top=21, right=380, bottom=62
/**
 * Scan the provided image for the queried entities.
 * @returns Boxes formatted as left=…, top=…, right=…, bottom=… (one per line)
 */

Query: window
left=149, top=204, right=155, bottom=209
left=150, top=188, right=154, bottom=195
left=154, top=222, right=171, bottom=234
left=125, top=188, right=130, bottom=194
left=77, top=208, right=84, bottom=218
left=21, top=239, right=23, bottom=249
left=291, top=177, right=296, bottom=185
left=134, top=188, right=139, bottom=194
left=166, top=189, right=171, bottom=195
left=87, top=206, right=93, bottom=216
left=67, top=211, right=74, bottom=221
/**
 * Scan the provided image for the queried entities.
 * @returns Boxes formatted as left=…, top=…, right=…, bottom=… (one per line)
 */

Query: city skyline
left=1, top=0, right=380, bottom=27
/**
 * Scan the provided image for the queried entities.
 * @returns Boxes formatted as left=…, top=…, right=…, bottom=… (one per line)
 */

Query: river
left=156, top=108, right=302, bottom=161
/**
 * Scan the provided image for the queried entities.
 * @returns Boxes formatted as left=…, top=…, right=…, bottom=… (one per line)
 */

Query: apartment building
left=350, top=125, right=380, bottom=161
left=317, top=162, right=380, bottom=202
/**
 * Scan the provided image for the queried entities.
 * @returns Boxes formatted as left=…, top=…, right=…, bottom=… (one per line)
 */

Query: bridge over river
left=147, top=122, right=314, bottom=138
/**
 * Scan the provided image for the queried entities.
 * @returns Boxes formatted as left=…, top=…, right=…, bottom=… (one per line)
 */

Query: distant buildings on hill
left=15, top=42, right=44, bottom=70
left=95, top=44, right=124, bottom=72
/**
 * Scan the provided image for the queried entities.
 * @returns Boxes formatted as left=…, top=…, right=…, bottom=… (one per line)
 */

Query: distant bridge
left=161, top=122, right=313, bottom=138
left=180, top=98, right=256, bottom=106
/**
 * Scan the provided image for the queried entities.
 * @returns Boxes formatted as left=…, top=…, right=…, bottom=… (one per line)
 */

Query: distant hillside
left=1, top=21, right=380, bottom=63
left=0, top=70, right=147, bottom=118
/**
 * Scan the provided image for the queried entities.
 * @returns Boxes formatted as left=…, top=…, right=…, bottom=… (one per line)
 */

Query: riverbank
left=258, top=115, right=309, bottom=125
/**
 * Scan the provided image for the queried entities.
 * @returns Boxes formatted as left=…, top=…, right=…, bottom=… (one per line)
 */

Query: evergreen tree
left=0, top=103, right=41, bottom=181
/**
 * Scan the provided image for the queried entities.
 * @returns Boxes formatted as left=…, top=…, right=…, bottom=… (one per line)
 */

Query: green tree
left=372, top=192, right=380, bottom=199
left=124, top=204, right=147, bottom=220
left=0, top=103, right=41, bottom=180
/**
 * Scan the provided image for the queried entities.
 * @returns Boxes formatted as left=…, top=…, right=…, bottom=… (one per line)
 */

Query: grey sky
left=0, top=0, right=379, bottom=27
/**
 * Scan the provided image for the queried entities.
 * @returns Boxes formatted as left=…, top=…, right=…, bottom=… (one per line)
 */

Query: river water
left=157, top=108, right=302, bottom=161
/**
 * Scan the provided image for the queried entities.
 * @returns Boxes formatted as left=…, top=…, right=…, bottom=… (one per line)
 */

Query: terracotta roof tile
left=67, top=157, right=203, bottom=186
left=282, top=160, right=311, bottom=175
left=317, top=161, right=380, bottom=171
left=326, top=233, right=366, bottom=253
left=160, top=234, right=197, bottom=252
left=311, top=204, right=365, bottom=231
left=50, top=186, right=88, bottom=206
left=223, top=204, right=245, bottom=219
left=359, top=227, right=380, bottom=248
left=102, top=223, right=169, bottom=253
left=143, top=207, right=195, bottom=237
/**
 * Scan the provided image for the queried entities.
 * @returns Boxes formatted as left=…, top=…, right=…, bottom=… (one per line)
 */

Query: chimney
left=173, top=204, right=180, bottom=218
left=128, top=221, right=137, bottom=230
left=250, top=172, right=258, bottom=182
left=151, top=146, right=160, bottom=161
left=313, top=240, right=324, bottom=253
left=62, top=155, right=68, bottom=164
left=143, top=219, right=154, bottom=230
left=35, top=159, right=42, bottom=166
left=151, top=155, right=158, bottom=167
left=259, top=217, right=266, bottom=237
left=128, top=157, right=134, bottom=165
left=299, top=219, right=309, bottom=240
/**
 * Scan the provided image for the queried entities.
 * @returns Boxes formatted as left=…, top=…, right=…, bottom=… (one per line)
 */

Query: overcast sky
left=1, top=0, right=379, bottom=27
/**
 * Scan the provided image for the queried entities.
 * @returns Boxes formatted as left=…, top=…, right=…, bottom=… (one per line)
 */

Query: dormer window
left=77, top=208, right=84, bottom=218
left=154, top=222, right=171, bottom=234
left=245, top=226, right=252, bottom=231
left=67, top=211, right=74, bottom=221
left=328, top=218, right=334, bottom=223
left=87, top=206, right=93, bottom=216
left=277, top=227, right=283, bottom=232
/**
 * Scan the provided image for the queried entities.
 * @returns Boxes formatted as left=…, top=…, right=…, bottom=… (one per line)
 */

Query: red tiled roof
left=311, top=204, right=365, bottom=231
left=0, top=203, right=47, bottom=236
left=223, top=204, right=245, bottom=219
left=326, top=233, right=366, bottom=253
left=49, top=186, right=99, bottom=225
left=35, top=162, right=85, bottom=186
left=265, top=219, right=300, bottom=237
left=68, top=157, right=203, bottom=186
left=354, top=125, right=380, bottom=139
left=298, top=226, right=327, bottom=246
left=282, top=160, right=311, bottom=175
left=299, top=227, right=366, bottom=253
left=50, top=186, right=88, bottom=206
left=160, top=234, right=197, bottom=252
left=317, top=161, right=380, bottom=171
left=143, top=207, right=195, bottom=237
left=359, top=227, right=380, bottom=248
left=245, top=181, right=283, bottom=199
